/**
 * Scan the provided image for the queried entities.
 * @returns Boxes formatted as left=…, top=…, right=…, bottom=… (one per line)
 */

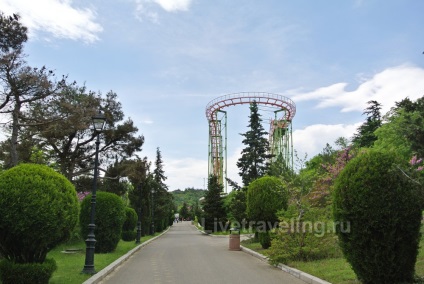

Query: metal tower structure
left=205, top=92, right=296, bottom=191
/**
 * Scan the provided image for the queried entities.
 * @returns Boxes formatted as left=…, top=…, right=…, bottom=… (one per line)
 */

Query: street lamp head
left=92, top=111, right=106, bottom=132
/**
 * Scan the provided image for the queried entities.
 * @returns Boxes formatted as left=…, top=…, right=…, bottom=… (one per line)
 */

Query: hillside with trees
left=172, top=188, right=206, bottom=209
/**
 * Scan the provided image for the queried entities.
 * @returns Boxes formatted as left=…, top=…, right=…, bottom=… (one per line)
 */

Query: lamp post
left=135, top=183, right=142, bottom=244
left=151, top=188, right=155, bottom=235
left=82, top=111, right=106, bottom=274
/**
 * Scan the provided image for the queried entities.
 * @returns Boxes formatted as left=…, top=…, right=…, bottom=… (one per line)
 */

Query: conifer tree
left=237, top=101, right=272, bottom=186
left=352, top=100, right=382, bottom=148
left=153, top=147, right=167, bottom=190
left=202, top=175, right=226, bottom=233
left=151, top=147, right=173, bottom=231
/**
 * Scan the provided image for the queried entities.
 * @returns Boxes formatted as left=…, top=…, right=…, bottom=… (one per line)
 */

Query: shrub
left=123, top=207, right=138, bottom=231
left=247, top=176, right=288, bottom=232
left=121, top=231, right=137, bottom=242
left=259, top=232, right=271, bottom=249
left=0, top=258, right=56, bottom=284
left=0, top=164, right=78, bottom=264
left=80, top=191, right=126, bottom=253
left=333, top=150, right=422, bottom=284
left=268, top=205, right=341, bottom=265
left=122, top=207, right=138, bottom=241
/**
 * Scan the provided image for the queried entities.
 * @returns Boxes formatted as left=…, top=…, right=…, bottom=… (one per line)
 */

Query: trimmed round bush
left=80, top=191, right=126, bottom=253
left=0, top=164, right=78, bottom=264
left=247, top=176, right=288, bottom=230
left=333, top=150, right=422, bottom=284
left=123, top=207, right=138, bottom=231
left=0, top=258, right=56, bottom=284
left=122, top=207, right=138, bottom=241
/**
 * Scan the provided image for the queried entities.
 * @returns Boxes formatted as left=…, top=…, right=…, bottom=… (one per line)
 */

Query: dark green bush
left=122, top=207, right=138, bottom=241
left=259, top=232, right=271, bottom=249
left=333, top=150, right=422, bottom=284
left=122, top=207, right=138, bottom=231
left=0, top=164, right=78, bottom=264
left=121, top=230, right=137, bottom=242
left=0, top=258, right=57, bottom=284
left=247, top=176, right=288, bottom=231
left=80, top=191, right=126, bottom=253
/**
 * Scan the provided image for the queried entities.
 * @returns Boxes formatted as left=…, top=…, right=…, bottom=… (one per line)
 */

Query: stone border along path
left=83, top=224, right=331, bottom=284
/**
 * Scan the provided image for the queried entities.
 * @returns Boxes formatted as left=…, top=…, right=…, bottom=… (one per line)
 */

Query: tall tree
left=202, top=175, right=227, bottom=233
left=24, top=85, right=144, bottom=180
left=179, top=202, right=189, bottom=219
left=237, top=101, right=272, bottom=186
left=352, top=100, right=382, bottom=148
left=0, top=13, right=66, bottom=167
left=153, top=147, right=167, bottom=190
left=394, top=96, right=424, bottom=158
left=152, top=148, right=174, bottom=231
left=126, top=157, right=151, bottom=236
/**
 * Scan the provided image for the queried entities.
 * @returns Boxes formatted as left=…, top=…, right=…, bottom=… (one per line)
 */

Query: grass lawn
left=241, top=234, right=424, bottom=284
left=48, top=235, right=156, bottom=284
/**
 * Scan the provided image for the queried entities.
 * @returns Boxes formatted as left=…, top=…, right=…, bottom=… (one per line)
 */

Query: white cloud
left=292, top=65, right=424, bottom=115
left=141, top=119, right=154, bottom=125
left=0, top=0, right=102, bottom=43
left=154, top=0, right=192, bottom=12
left=293, top=123, right=360, bottom=160
left=133, top=0, right=192, bottom=22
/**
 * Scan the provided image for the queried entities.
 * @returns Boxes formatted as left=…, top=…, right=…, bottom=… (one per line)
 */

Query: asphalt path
left=100, top=221, right=305, bottom=284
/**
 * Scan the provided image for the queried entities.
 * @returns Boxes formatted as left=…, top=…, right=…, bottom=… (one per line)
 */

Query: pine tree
left=352, top=100, right=382, bottom=148
left=153, top=147, right=167, bottom=190
left=151, top=147, right=173, bottom=232
left=202, top=175, right=227, bottom=233
left=237, top=101, right=272, bottom=186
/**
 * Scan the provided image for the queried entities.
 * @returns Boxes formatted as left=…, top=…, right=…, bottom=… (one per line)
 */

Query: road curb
left=195, top=224, right=331, bottom=283
left=82, top=227, right=170, bottom=284
left=240, top=246, right=332, bottom=284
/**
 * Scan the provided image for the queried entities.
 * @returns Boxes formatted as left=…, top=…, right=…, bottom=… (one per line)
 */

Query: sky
left=1, top=0, right=424, bottom=191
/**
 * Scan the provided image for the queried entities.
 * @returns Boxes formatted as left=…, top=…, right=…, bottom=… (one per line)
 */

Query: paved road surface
left=100, top=221, right=305, bottom=284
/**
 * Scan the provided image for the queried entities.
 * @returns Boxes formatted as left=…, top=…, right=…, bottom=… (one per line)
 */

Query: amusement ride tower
left=205, top=92, right=296, bottom=191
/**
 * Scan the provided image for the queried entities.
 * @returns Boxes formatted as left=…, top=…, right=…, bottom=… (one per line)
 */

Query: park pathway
left=99, top=221, right=305, bottom=284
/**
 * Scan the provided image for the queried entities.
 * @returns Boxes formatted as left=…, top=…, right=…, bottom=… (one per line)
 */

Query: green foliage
left=333, top=150, right=422, bottom=284
left=246, top=176, right=288, bottom=231
left=373, top=109, right=413, bottom=160
left=268, top=205, right=341, bottom=265
left=121, top=231, right=137, bottom=242
left=80, top=191, right=126, bottom=253
left=100, top=160, right=130, bottom=196
left=121, top=207, right=137, bottom=241
left=259, top=232, right=271, bottom=249
left=0, top=12, right=28, bottom=53
left=237, top=101, right=272, bottom=186
left=122, top=207, right=138, bottom=231
left=226, top=190, right=247, bottom=225
left=395, top=96, right=424, bottom=158
left=126, top=158, right=151, bottom=236
left=179, top=202, right=189, bottom=219
left=172, top=188, right=206, bottom=209
left=202, top=175, right=227, bottom=233
left=0, top=164, right=78, bottom=263
left=352, top=100, right=382, bottom=148
left=0, top=258, right=56, bottom=284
